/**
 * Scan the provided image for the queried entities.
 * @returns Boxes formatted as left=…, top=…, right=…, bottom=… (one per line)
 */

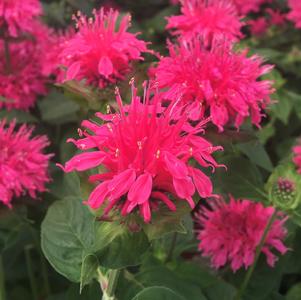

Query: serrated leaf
left=213, top=155, right=266, bottom=201
left=237, top=141, right=273, bottom=171
left=41, top=197, right=95, bottom=282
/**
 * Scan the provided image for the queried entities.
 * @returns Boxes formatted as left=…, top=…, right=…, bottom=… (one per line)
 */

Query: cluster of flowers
left=170, top=0, right=301, bottom=37
left=2, top=0, right=301, bottom=274
left=0, top=0, right=52, bottom=206
left=55, top=0, right=292, bottom=272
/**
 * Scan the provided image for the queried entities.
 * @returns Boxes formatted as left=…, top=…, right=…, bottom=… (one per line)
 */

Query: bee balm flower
left=0, top=120, right=52, bottom=207
left=287, top=0, right=301, bottom=29
left=58, top=8, right=150, bottom=88
left=0, top=0, right=42, bottom=37
left=196, top=197, right=288, bottom=272
left=59, top=82, right=222, bottom=223
left=166, top=0, right=243, bottom=45
left=153, top=38, right=274, bottom=131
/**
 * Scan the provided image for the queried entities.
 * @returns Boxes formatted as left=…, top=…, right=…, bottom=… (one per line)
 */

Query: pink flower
left=0, top=0, right=42, bottom=37
left=43, top=28, right=75, bottom=79
left=153, top=38, right=274, bottom=131
left=248, top=17, right=268, bottom=36
left=266, top=8, right=286, bottom=26
left=287, top=0, right=301, bottom=29
left=196, top=196, right=288, bottom=272
left=0, top=23, right=51, bottom=110
left=166, top=0, right=243, bottom=45
left=57, top=8, right=150, bottom=88
left=233, top=0, right=271, bottom=15
left=0, top=120, right=52, bottom=207
left=59, top=82, right=223, bottom=223
left=293, top=141, right=301, bottom=174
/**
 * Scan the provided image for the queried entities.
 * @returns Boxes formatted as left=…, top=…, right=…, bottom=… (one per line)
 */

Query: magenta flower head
left=166, top=0, right=243, bottom=45
left=0, top=24, right=51, bottom=110
left=58, top=8, right=150, bottom=88
left=233, top=0, right=271, bottom=15
left=287, top=0, right=301, bottom=29
left=59, top=81, right=223, bottom=223
left=0, top=120, right=52, bottom=207
left=153, top=38, right=274, bottom=131
left=196, top=196, right=288, bottom=272
left=0, top=0, right=42, bottom=37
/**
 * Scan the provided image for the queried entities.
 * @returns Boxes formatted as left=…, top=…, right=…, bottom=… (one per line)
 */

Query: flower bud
left=267, top=163, right=301, bottom=211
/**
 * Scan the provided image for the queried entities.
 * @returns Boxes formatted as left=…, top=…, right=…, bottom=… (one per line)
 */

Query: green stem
left=234, top=210, right=278, bottom=300
left=0, top=255, right=6, bottom=300
left=25, top=245, right=38, bottom=300
left=101, top=269, right=121, bottom=300
left=165, top=232, right=178, bottom=263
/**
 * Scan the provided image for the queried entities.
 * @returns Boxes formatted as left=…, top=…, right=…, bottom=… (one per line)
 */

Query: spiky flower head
left=0, top=24, right=51, bottom=110
left=287, top=0, right=301, bottom=29
left=59, top=81, right=223, bottom=223
left=166, top=0, right=243, bottom=45
left=57, top=8, right=150, bottom=88
left=0, top=0, right=42, bottom=37
left=153, top=38, right=274, bottom=131
left=196, top=196, right=288, bottom=272
left=0, top=119, right=52, bottom=207
left=233, top=0, right=271, bottom=15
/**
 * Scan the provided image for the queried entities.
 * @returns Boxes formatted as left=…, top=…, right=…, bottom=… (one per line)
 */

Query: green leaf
left=142, top=202, right=191, bottom=240
left=174, top=262, right=236, bottom=300
left=237, top=141, right=273, bottom=171
left=131, top=286, right=185, bottom=300
left=80, top=255, right=99, bottom=293
left=121, top=261, right=207, bottom=300
left=286, top=283, right=301, bottom=300
left=96, top=229, right=150, bottom=269
left=38, top=90, right=80, bottom=124
left=271, top=90, right=294, bottom=124
left=213, top=155, right=266, bottom=201
left=0, top=109, right=38, bottom=123
left=41, top=197, right=95, bottom=282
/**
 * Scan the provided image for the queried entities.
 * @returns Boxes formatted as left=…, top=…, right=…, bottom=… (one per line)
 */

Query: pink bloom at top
left=166, top=0, right=244, bottom=45
left=287, top=0, right=301, bottom=29
left=170, top=0, right=179, bottom=5
left=153, top=38, right=274, bottom=131
left=266, top=9, right=286, bottom=26
left=0, top=23, right=51, bottom=110
left=0, top=0, right=42, bottom=37
left=233, top=0, right=271, bottom=15
left=248, top=17, right=268, bottom=37
left=58, top=8, right=150, bottom=88
left=196, top=196, right=288, bottom=272
left=59, top=81, right=223, bottom=223
left=0, top=120, right=52, bottom=207
left=293, top=141, right=301, bottom=174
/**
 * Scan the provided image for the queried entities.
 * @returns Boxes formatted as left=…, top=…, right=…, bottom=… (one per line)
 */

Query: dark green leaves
left=41, top=197, right=150, bottom=285
left=213, top=155, right=266, bottom=201
left=38, top=89, right=80, bottom=124
left=131, top=286, right=185, bottom=300
left=41, top=197, right=95, bottom=282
